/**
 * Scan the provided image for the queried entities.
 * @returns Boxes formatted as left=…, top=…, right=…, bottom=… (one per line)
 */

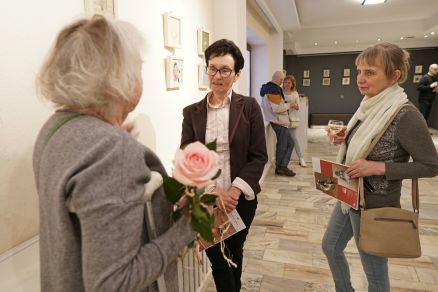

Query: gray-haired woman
left=34, top=15, right=194, bottom=292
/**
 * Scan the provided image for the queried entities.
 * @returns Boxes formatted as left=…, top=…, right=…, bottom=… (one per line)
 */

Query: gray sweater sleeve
left=385, top=108, right=438, bottom=180
left=69, top=133, right=195, bottom=292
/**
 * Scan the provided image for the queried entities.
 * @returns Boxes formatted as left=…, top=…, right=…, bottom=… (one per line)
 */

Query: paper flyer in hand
left=198, top=208, right=246, bottom=251
left=312, top=157, right=359, bottom=209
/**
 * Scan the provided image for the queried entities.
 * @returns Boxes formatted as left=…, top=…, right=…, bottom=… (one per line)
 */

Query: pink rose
left=173, top=141, right=220, bottom=188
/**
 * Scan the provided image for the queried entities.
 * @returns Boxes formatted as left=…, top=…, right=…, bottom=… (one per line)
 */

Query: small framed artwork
left=323, top=69, right=330, bottom=77
left=303, top=79, right=310, bottom=87
left=197, top=28, right=210, bottom=56
left=413, top=75, right=422, bottom=83
left=342, top=77, right=350, bottom=85
left=414, top=65, right=423, bottom=74
left=198, top=64, right=209, bottom=90
left=165, top=56, right=183, bottom=89
left=163, top=12, right=181, bottom=48
left=84, top=0, right=116, bottom=17
left=343, top=68, right=350, bottom=77
left=322, top=78, right=330, bottom=86
left=303, top=70, right=310, bottom=78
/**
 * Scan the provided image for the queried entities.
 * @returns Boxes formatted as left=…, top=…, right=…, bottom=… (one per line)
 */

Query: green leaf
left=200, top=194, right=217, bottom=205
left=205, top=139, right=217, bottom=151
left=211, top=169, right=221, bottom=180
left=191, top=193, right=214, bottom=242
left=163, top=176, right=185, bottom=203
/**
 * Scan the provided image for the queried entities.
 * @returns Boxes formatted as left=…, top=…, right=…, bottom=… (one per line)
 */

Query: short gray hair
left=37, top=15, right=144, bottom=117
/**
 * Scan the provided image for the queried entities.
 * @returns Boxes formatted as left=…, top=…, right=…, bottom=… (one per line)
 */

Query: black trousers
left=206, top=198, right=257, bottom=292
left=418, top=97, right=434, bottom=122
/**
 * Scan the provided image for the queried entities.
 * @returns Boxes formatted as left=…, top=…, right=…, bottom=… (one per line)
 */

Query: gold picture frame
left=303, top=70, right=310, bottom=78
left=322, top=78, right=330, bottom=86
left=303, top=79, right=310, bottom=87
left=165, top=56, right=183, bottom=89
left=197, top=28, right=210, bottom=56
left=84, top=0, right=116, bottom=17
left=163, top=12, right=181, bottom=48
left=343, top=68, right=350, bottom=77
left=413, top=75, right=422, bottom=83
left=342, top=77, right=350, bottom=85
left=198, top=64, right=209, bottom=90
left=323, top=69, right=330, bottom=77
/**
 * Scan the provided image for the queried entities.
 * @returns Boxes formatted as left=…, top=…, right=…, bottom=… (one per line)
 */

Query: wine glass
left=327, top=120, right=344, bottom=144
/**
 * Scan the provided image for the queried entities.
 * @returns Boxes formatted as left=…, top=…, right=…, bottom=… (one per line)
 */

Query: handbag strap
left=359, top=104, right=419, bottom=213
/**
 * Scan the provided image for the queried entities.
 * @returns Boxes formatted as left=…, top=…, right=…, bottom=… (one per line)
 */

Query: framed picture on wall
left=303, top=79, right=310, bottom=87
left=342, top=77, right=350, bottom=85
left=198, top=63, right=209, bottom=89
left=303, top=70, right=310, bottom=78
left=323, top=69, right=330, bottom=77
left=413, top=75, right=422, bottom=83
left=414, top=65, right=423, bottom=74
left=84, top=0, right=116, bottom=17
left=343, top=68, right=350, bottom=77
left=322, top=78, right=330, bottom=86
left=163, top=13, right=181, bottom=48
left=165, top=56, right=183, bottom=89
left=197, top=28, right=210, bottom=56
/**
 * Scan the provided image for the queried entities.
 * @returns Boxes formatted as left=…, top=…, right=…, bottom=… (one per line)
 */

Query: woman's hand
left=326, top=127, right=346, bottom=145
left=121, top=120, right=140, bottom=139
left=214, top=186, right=240, bottom=213
left=345, top=159, right=385, bottom=178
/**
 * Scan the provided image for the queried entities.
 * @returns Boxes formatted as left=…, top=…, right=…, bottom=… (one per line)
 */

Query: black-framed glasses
left=206, top=66, right=234, bottom=78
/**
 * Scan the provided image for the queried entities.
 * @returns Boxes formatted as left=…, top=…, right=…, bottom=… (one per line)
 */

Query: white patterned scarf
left=336, top=83, right=408, bottom=165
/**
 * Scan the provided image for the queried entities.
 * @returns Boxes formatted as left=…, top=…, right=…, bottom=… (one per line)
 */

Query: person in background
left=322, top=42, right=438, bottom=291
left=34, top=15, right=195, bottom=292
left=282, top=74, right=307, bottom=167
left=417, top=63, right=438, bottom=122
left=260, top=71, right=296, bottom=176
left=180, top=39, right=268, bottom=292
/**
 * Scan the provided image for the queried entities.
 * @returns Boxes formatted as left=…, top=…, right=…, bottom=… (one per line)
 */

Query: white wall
left=0, top=0, right=285, bottom=254
left=0, top=0, right=83, bottom=254
left=0, top=0, right=214, bottom=254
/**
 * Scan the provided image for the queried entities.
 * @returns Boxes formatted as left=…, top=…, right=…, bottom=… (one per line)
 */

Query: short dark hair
left=204, top=39, right=244, bottom=72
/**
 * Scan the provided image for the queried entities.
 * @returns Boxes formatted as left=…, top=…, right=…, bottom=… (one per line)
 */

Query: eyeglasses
left=206, top=66, right=234, bottom=78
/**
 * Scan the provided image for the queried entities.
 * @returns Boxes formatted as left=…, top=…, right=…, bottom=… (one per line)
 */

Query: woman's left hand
left=345, top=159, right=385, bottom=178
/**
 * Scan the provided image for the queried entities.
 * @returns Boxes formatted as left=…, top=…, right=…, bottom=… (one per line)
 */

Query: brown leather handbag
left=357, top=104, right=422, bottom=258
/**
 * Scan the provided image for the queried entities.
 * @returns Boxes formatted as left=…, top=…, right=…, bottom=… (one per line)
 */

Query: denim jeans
left=288, top=127, right=302, bottom=158
left=270, top=123, right=293, bottom=168
left=322, top=201, right=390, bottom=292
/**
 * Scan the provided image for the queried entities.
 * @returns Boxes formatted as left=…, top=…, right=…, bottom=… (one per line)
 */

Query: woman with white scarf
left=321, top=43, right=438, bottom=292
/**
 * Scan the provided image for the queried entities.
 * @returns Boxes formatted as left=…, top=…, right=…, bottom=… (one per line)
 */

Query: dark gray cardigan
left=346, top=106, right=438, bottom=209
left=33, top=111, right=194, bottom=292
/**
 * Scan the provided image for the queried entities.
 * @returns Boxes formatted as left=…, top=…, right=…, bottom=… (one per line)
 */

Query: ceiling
left=248, top=0, right=438, bottom=55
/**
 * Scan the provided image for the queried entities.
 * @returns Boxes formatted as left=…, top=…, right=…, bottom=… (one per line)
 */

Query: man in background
left=417, top=63, right=438, bottom=123
left=260, top=71, right=296, bottom=177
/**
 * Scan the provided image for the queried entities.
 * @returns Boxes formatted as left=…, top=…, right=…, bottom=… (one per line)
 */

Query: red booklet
left=312, top=157, right=359, bottom=210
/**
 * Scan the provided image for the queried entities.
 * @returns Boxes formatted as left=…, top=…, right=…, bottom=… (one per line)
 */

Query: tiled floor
left=205, top=127, right=438, bottom=292
left=1, top=128, right=438, bottom=292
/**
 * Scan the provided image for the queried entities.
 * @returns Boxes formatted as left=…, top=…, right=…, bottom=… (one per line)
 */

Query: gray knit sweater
left=33, top=111, right=195, bottom=292
left=346, top=105, right=438, bottom=209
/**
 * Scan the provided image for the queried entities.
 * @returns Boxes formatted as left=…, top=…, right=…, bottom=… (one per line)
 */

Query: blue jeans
left=270, top=123, right=293, bottom=168
left=322, top=202, right=390, bottom=292
left=288, top=128, right=303, bottom=158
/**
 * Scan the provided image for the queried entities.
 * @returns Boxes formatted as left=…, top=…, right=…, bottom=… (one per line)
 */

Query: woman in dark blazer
left=180, top=39, right=268, bottom=292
